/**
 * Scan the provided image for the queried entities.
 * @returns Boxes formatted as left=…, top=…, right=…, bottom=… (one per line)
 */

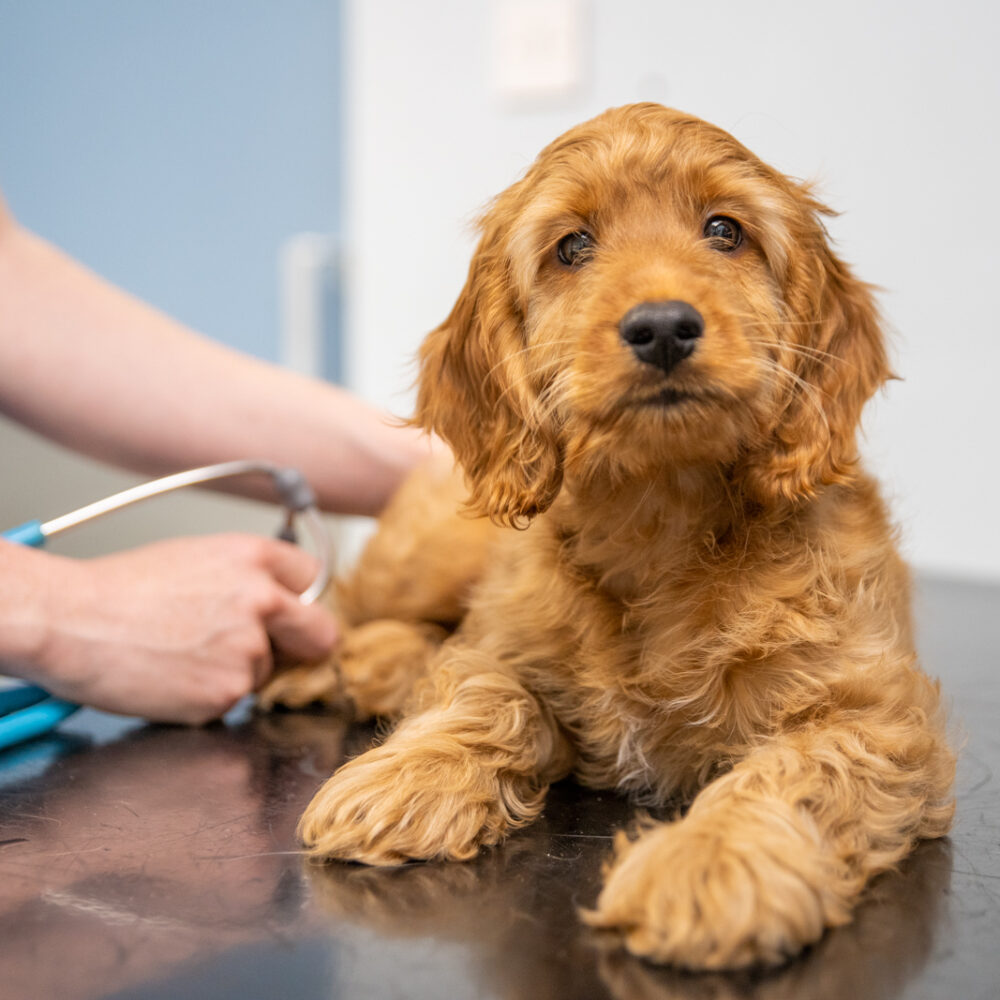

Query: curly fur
left=269, top=104, right=955, bottom=971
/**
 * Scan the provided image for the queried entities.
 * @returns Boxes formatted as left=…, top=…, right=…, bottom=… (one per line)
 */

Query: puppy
left=270, top=104, right=955, bottom=970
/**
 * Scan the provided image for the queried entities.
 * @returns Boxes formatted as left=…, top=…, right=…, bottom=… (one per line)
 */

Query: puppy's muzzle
left=620, top=300, right=704, bottom=375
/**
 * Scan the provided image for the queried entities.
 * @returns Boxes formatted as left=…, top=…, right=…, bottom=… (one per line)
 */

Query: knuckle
left=251, top=583, right=285, bottom=618
left=238, top=575, right=280, bottom=616
left=236, top=533, right=272, bottom=564
left=217, top=532, right=271, bottom=568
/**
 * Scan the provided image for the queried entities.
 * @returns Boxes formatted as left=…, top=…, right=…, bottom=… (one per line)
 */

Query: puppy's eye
left=703, top=216, right=743, bottom=252
left=556, top=231, right=595, bottom=267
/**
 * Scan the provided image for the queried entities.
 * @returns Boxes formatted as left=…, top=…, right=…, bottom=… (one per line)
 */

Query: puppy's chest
left=561, top=599, right=753, bottom=793
left=516, top=563, right=770, bottom=798
left=478, top=529, right=796, bottom=797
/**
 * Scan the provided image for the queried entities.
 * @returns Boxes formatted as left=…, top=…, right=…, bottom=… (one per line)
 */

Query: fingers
left=263, top=588, right=339, bottom=664
left=258, top=537, right=327, bottom=601
left=255, top=537, right=338, bottom=660
left=250, top=647, right=275, bottom=691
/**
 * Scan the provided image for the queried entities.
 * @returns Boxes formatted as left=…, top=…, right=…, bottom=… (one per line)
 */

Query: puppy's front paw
left=300, top=740, right=533, bottom=866
left=584, top=806, right=852, bottom=970
left=257, top=661, right=345, bottom=712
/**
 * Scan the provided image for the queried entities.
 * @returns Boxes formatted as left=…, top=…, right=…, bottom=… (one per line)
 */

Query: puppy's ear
left=415, top=205, right=563, bottom=528
left=741, top=238, right=891, bottom=505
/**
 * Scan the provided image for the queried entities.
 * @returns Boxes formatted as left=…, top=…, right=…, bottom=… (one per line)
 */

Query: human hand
left=30, top=534, right=337, bottom=723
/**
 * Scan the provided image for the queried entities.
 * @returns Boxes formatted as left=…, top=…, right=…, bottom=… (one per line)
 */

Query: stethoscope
left=0, top=460, right=330, bottom=751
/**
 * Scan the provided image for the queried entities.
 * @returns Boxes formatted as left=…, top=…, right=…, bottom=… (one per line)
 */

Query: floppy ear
left=414, top=203, right=563, bottom=528
left=741, top=238, right=892, bottom=506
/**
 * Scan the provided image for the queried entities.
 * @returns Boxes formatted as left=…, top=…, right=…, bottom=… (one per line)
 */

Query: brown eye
left=557, top=230, right=595, bottom=267
left=703, top=216, right=743, bottom=251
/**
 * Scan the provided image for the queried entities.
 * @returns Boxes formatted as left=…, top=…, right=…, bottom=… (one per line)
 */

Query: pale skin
left=0, top=195, right=437, bottom=723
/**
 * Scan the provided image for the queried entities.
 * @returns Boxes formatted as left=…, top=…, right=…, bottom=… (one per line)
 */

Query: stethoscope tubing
left=0, top=460, right=331, bottom=752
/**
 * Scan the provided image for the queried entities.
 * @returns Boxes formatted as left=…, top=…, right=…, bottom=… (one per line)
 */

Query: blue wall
left=0, top=0, right=342, bottom=361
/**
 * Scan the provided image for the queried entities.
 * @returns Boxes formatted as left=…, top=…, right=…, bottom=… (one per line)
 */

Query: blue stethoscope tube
left=0, top=460, right=330, bottom=752
left=0, top=685, right=80, bottom=747
left=0, top=523, right=81, bottom=748
left=2, top=519, right=46, bottom=547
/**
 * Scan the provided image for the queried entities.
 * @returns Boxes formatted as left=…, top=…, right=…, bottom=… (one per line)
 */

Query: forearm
left=0, top=221, right=437, bottom=516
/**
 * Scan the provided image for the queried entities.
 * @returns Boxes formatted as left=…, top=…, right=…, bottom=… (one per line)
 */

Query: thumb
left=263, top=589, right=339, bottom=663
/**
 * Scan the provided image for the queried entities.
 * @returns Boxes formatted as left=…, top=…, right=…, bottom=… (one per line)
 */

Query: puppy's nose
left=619, top=300, right=704, bottom=374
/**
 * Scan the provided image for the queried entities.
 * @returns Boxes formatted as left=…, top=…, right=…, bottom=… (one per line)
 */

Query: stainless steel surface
left=0, top=576, right=996, bottom=999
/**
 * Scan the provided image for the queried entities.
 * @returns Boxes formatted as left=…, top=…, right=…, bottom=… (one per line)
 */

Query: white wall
left=0, top=1, right=345, bottom=560
left=344, top=0, right=1000, bottom=582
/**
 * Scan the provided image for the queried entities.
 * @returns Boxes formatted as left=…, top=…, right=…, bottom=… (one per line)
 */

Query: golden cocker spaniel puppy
left=268, top=103, right=955, bottom=970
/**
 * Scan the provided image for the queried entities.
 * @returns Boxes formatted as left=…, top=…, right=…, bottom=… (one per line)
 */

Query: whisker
left=483, top=338, right=578, bottom=382
left=734, top=316, right=819, bottom=331
left=493, top=356, right=568, bottom=407
left=743, top=339, right=845, bottom=372
left=754, top=357, right=831, bottom=434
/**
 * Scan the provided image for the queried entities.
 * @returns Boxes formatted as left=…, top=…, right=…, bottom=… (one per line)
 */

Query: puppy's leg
left=298, top=647, right=574, bottom=865
left=335, top=619, right=448, bottom=719
left=585, top=706, right=954, bottom=970
left=257, top=619, right=446, bottom=717
left=259, top=455, right=494, bottom=716
left=338, top=454, right=499, bottom=627
left=255, top=657, right=344, bottom=712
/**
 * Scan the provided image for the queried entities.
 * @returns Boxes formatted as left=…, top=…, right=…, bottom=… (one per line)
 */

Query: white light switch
left=491, top=0, right=585, bottom=103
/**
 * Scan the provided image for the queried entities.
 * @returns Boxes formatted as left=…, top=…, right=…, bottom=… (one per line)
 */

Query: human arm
left=0, top=201, right=438, bottom=517
left=0, top=195, right=416, bottom=720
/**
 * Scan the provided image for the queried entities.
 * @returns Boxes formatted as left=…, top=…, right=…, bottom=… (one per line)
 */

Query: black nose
left=619, top=300, right=704, bottom=374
